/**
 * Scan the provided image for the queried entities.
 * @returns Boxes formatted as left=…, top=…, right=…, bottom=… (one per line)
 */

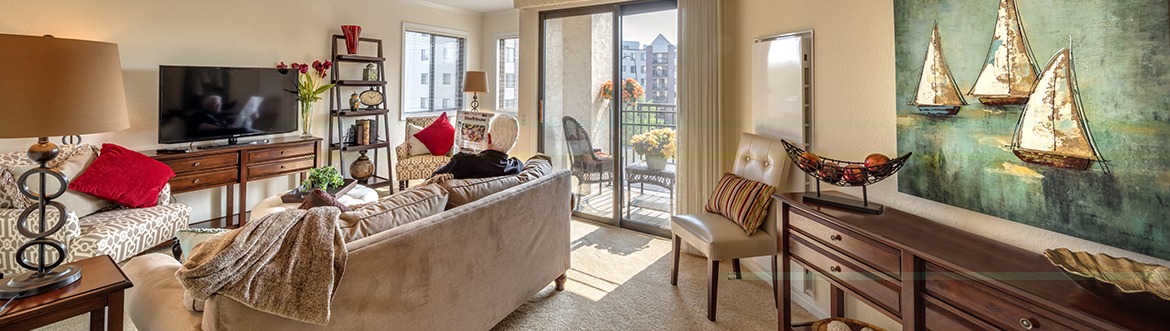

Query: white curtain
left=676, top=0, right=722, bottom=215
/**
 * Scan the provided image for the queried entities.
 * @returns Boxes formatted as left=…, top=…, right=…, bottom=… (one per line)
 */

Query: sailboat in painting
left=911, top=24, right=967, bottom=115
left=969, top=0, right=1040, bottom=105
left=1010, top=44, right=1105, bottom=171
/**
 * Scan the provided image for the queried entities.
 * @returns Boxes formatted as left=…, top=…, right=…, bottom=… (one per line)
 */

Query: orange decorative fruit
left=842, top=164, right=866, bottom=185
left=864, top=153, right=891, bottom=174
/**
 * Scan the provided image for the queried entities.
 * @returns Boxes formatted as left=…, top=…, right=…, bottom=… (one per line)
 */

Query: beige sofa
left=123, top=170, right=572, bottom=331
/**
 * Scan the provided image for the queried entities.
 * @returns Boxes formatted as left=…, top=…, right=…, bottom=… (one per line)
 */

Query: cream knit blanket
left=176, top=207, right=348, bottom=325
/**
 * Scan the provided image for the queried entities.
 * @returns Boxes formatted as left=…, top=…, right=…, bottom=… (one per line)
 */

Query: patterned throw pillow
left=413, top=112, right=455, bottom=155
left=704, top=173, right=777, bottom=235
left=175, top=228, right=232, bottom=262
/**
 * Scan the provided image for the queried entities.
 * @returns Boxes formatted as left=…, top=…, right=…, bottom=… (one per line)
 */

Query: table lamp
left=463, top=71, right=488, bottom=111
left=0, top=34, right=130, bottom=298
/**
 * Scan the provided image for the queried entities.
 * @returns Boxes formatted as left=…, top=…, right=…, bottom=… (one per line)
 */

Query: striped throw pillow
left=704, top=173, right=777, bottom=235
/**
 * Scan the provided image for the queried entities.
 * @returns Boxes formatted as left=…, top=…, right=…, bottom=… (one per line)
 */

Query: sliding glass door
left=540, top=0, right=677, bottom=236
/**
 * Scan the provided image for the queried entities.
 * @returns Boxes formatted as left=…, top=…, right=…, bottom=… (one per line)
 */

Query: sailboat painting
left=895, top=0, right=1170, bottom=260
left=1010, top=45, right=1105, bottom=171
left=911, top=24, right=967, bottom=115
left=968, top=0, right=1039, bottom=105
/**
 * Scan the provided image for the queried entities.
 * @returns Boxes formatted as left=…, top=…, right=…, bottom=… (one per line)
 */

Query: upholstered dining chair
left=670, top=132, right=788, bottom=321
left=562, top=116, right=615, bottom=207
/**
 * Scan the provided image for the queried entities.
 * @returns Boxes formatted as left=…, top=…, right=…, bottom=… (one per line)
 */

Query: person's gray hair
left=488, top=113, right=519, bottom=153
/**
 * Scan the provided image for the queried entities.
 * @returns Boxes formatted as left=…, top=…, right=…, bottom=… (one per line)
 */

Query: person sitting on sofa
left=432, top=113, right=523, bottom=179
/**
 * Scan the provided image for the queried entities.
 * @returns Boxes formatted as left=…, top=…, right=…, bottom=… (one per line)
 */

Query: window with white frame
left=496, top=36, right=519, bottom=112
left=402, top=24, right=467, bottom=115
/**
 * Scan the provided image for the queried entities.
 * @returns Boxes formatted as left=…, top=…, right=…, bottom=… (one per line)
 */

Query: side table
left=624, top=163, right=676, bottom=217
left=0, top=255, right=132, bottom=331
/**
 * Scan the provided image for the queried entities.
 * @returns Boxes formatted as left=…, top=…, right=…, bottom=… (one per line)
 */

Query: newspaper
left=457, top=110, right=495, bottom=154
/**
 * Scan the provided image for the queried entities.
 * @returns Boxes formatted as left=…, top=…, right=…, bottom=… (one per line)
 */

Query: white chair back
left=730, top=132, right=788, bottom=237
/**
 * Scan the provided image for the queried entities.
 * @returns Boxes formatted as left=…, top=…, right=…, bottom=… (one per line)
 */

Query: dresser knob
left=830, top=234, right=842, bottom=241
left=193, top=162, right=201, bottom=167
left=829, top=266, right=841, bottom=273
left=192, top=179, right=201, bottom=184
left=280, top=151, right=286, bottom=155
left=1019, top=318, right=1034, bottom=330
left=280, top=165, right=286, bottom=169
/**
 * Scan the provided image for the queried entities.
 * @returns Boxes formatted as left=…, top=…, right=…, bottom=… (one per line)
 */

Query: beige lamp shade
left=0, top=34, right=131, bottom=138
left=462, top=71, right=488, bottom=93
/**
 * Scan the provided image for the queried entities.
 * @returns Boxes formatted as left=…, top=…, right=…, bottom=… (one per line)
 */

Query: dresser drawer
left=789, top=211, right=901, bottom=279
left=924, top=262, right=1077, bottom=330
left=170, top=168, right=238, bottom=192
left=923, top=295, right=997, bottom=331
left=247, top=143, right=316, bottom=163
left=790, top=233, right=901, bottom=316
left=161, top=153, right=239, bottom=175
left=247, top=156, right=314, bottom=180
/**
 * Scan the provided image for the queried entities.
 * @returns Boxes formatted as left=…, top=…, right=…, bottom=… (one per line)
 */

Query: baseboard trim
left=740, top=257, right=830, bottom=319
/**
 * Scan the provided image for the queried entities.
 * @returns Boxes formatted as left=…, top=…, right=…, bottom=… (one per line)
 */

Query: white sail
left=914, top=25, right=966, bottom=106
left=1015, top=48, right=1097, bottom=160
left=970, top=0, right=1039, bottom=99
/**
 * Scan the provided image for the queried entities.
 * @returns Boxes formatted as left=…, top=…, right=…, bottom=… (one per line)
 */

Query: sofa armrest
left=70, top=203, right=191, bottom=263
left=123, top=253, right=203, bottom=331
left=0, top=208, right=81, bottom=276
left=395, top=142, right=411, bottom=161
left=157, top=183, right=174, bottom=206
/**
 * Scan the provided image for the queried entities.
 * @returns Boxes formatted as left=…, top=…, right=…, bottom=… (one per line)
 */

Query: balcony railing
left=619, top=103, right=677, bottom=168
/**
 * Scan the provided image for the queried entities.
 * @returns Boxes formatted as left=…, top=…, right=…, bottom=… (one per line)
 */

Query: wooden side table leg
left=89, top=306, right=105, bottom=331
left=110, top=290, right=124, bottom=331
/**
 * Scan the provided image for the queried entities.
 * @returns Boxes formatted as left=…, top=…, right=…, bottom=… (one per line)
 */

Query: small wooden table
left=0, top=256, right=132, bottom=331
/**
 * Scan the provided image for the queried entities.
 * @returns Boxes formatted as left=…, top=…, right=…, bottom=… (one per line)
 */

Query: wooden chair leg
left=733, top=258, right=742, bottom=280
left=708, top=259, right=719, bottom=321
left=671, top=235, right=681, bottom=286
left=555, top=274, right=567, bottom=291
left=772, top=255, right=780, bottom=308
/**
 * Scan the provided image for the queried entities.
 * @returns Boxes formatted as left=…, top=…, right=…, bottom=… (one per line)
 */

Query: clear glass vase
left=300, top=99, right=313, bottom=138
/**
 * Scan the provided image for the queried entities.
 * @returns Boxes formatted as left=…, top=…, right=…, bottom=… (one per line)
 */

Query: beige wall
left=478, top=9, right=521, bottom=115
left=0, top=0, right=484, bottom=222
left=723, top=0, right=1169, bottom=329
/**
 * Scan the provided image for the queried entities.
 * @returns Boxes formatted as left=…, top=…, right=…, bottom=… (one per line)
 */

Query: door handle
left=538, top=100, right=544, bottom=124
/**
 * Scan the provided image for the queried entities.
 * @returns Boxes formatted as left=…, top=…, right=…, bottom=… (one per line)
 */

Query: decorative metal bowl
left=781, top=140, right=911, bottom=187
left=1044, top=248, right=1170, bottom=309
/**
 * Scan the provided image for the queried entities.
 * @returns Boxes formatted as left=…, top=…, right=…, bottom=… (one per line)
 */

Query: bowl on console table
left=1044, top=248, right=1170, bottom=311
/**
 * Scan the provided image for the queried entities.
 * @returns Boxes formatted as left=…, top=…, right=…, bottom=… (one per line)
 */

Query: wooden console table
left=776, top=192, right=1168, bottom=331
left=0, top=256, right=131, bottom=331
left=147, top=137, right=321, bottom=227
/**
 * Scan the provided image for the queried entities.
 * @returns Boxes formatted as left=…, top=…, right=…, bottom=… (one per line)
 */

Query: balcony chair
left=670, top=132, right=788, bottom=321
left=562, top=116, right=615, bottom=208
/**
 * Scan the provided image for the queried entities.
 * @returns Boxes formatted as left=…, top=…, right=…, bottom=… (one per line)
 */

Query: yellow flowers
left=631, top=128, right=676, bottom=159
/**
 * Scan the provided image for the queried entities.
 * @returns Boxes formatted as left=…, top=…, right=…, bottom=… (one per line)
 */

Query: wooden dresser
left=147, top=137, right=321, bottom=227
left=777, top=192, right=1168, bottom=331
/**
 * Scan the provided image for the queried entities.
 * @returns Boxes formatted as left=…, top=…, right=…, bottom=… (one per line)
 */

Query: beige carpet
left=36, top=219, right=814, bottom=330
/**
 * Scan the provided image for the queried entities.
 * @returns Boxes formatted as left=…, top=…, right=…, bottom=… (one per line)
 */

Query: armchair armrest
left=395, top=142, right=411, bottom=161
left=157, top=183, right=174, bottom=206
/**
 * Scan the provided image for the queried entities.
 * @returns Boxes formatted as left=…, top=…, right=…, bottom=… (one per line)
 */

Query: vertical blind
left=403, top=30, right=466, bottom=114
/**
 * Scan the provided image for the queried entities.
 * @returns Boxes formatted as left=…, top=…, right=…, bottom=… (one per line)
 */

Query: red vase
left=341, top=25, right=361, bottom=54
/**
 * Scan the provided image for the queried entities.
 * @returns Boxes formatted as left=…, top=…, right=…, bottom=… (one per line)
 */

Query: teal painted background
left=895, top=0, right=1170, bottom=259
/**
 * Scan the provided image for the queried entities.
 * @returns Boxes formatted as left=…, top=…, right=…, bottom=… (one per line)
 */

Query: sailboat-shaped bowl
left=1044, top=248, right=1170, bottom=309
left=781, top=140, right=911, bottom=187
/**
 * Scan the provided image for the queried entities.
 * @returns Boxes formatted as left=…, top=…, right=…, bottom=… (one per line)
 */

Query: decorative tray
left=1044, top=248, right=1170, bottom=308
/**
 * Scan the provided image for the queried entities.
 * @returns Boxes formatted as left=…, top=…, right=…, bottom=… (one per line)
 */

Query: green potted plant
left=300, top=166, right=345, bottom=192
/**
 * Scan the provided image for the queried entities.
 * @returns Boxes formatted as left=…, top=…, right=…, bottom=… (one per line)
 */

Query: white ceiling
left=416, top=0, right=515, bottom=13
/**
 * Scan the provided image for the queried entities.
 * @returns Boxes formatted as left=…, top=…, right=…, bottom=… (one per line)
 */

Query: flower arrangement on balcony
left=599, top=78, right=645, bottom=109
left=278, top=60, right=335, bottom=137
left=630, top=128, right=676, bottom=170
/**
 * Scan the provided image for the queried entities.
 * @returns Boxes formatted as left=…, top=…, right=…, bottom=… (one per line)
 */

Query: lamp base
left=0, top=266, right=81, bottom=299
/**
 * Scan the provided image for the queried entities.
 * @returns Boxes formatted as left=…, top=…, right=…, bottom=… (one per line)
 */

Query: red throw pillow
left=412, top=113, right=455, bottom=155
left=69, top=143, right=176, bottom=208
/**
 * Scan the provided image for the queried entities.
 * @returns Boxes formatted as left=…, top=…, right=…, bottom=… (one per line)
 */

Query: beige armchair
left=670, top=133, right=788, bottom=321
left=395, top=115, right=456, bottom=191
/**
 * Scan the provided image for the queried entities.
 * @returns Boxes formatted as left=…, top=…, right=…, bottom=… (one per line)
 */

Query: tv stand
left=197, top=137, right=271, bottom=150
left=146, top=136, right=321, bottom=227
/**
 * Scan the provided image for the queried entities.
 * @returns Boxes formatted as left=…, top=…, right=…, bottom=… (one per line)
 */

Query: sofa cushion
left=70, top=143, right=176, bottom=208
left=413, top=112, right=455, bottom=155
left=704, top=173, right=776, bottom=236
left=13, top=145, right=113, bottom=217
left=0, top=145, right=96, bottom=209
left=338, top=184, right=447, bottom=241
left=298, top=188, right=351, bottom=212
left=439, top=175, right=522, bottom=209
left=517, top=154, right=553, bottom=183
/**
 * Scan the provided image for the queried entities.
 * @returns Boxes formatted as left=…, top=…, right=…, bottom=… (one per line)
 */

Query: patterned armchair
left=395, top=115, right=457, bottom=191
left=0, top=146, right=191, bottom=276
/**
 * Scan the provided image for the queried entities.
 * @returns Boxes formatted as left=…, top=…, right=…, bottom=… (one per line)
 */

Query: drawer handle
left=1019, top=318, right=1034, bottom=330
left=829, top=266, right=841, bottom=273
left=193, top=162, right=201, bottom=167
left=280, top=151, right=286, bottom=155
left=280, top=165, right=286, bottom=169
left=192, top=178, right=201, bottom=184
left=830, top=234, right=842, bottom=241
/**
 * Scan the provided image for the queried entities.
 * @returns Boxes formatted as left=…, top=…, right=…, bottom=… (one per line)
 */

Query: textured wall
left=0, top=0, right=484, bottom=222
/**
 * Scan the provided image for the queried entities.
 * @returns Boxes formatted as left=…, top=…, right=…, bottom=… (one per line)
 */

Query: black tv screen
left=158, top=66, right=298, bottom=144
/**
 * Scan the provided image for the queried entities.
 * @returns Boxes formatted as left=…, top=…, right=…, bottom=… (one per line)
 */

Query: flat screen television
left=158, top=66, right=298, bottom=144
